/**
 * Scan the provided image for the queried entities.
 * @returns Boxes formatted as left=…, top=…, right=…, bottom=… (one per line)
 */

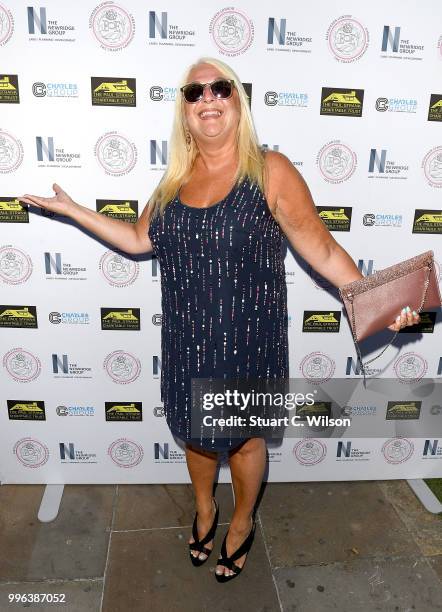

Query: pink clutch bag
left=339, top=250, right=441, bottom=377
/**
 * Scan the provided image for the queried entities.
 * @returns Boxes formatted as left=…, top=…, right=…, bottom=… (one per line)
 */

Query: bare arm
left=19, top=183, right=153, bottom=255
left=264, top=151, right=419, bottom=331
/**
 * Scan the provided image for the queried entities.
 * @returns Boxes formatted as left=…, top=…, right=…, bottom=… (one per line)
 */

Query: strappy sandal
left=188, top=497, right=219, bottom=567
left=215, top=517, right=256, bottom=582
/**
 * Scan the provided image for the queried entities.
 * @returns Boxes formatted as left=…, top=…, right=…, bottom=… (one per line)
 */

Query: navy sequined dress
left=148, top=177, right=289, bottom=452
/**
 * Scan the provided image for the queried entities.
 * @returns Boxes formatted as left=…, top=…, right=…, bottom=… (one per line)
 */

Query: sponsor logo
left=52, top=354, right=92, bottom=379
left=317, top=141, right=357, bottom=183
left=94, top=131, right=137, bottom=176
left=393, top=352, right=428, bottom=383
left=302, top=311, right=341, bottom=332
left=108, top=438, right=144, bottom=467
left=266, top=17, right=312, bottom=53
left=0, top=75, right=19, bottom=103
left=101, top=307, right=140, bottom=330
left=59, top=442, right=97, bottom=463
left=382, top=437, right=414, bottom=464
left=27, top=5, right=75, bottom=41
left=293, top=438, right=327, bottom=465
left=0, top=198, right=29, bottom=223
left=44, top=252, right=86, bottom=280
left=0, top=4, right=14, bottom=46
left=316, top=206, right=352, bottom=231
left=264, top=90, right=308, bottom=107
left=0, top=130, right=24, bottom=173
left=49, top=311, right=90, bottom=325
left=3, top=348, right=41, bottom=382
left=105, top=401, right=142, bottom=421
left=375, top=96, right=417, bottom=113
left=0, top=246, right=32, bottom=284
left=35, top=136, right=81, bottom=168
left=363, top=213, right=402, bottom=227
left=103, top=350, right=141, bottom=384
left=386, top=400, right=421, bottom=420
left=148, top=10, right=195, bottom=46
left=209, top=7, right=254, bottom=56
left=0, top=305, right=38, bottom=328
left=56, top=404, right=95, bottom=417
left=428, top=94, right=442, bottom=122
left=14, top=438, right=49, bottom=467
left=149, top=85, right=176, bottom=102
left=368, top=149, right=409, bottom=180
left=8, top=400, right=45, bottom=420
left=89, top=2, right=135, bottom=51
left=412, top=209, right=442, bottom=234
left=380, top=25, right=424, bottom=60
left=97, top=199, right=138, bottom=222
left=336, top=440, right=371, bottom=461
left=422, top=146, right=442, bottom=188
left=99, top=250, right=139, bottom=287
left=32, top=80, right=78, bottom=98
left=326, top=15, right=369, bottom=63
left=320, top=87, right=364, bottom=117
left=91, top=77, right=136, bottom=106
left=299, top=352, right=335, bottom=384
left=398, top=311, right=436, bottom=334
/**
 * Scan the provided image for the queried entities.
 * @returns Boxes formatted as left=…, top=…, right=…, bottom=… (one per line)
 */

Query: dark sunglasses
left=180, top=78, right=235, bottom=103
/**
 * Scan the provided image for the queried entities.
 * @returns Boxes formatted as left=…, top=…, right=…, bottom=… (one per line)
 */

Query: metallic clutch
left=339, top=250, right=441, bottom=378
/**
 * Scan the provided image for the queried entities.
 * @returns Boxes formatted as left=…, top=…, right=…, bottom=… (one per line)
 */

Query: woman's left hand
left=387, top=306, right=420, bottom=332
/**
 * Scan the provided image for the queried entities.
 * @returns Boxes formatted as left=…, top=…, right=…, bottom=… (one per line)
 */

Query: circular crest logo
left=108, top=438, right=143, bottom=467
left=317, top=141, right=357, bottom=184
left=382, top=437, right=414, bottom=464
left=0, top=246, right=32, bottom=284
left=89, top=2, right=135, bottom=51
left=209, top=7, right=254, bottom=56
left=3, top=347, right=41, bottom=382
left=99, top=250, right=139, bottom=286
left=422, top=146, right=442, bottom=188
left=326, top=15, right=369, bottom=63
left=393, top=351, right=427, bottom=383
left=104, top=350, right=141, bottom=384
left=293, top=438, right=327, bottom=465
left=300, top=352, right=335, bottom=384
left=94, top=131, right=137, bottom=176
left=14, top=438, right=49, bottom=468
left=0, top=3, right=13, bottom=46
left=0, top=129, right=24, bottom=174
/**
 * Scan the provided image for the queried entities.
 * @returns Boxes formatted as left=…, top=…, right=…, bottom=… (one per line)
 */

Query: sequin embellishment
left=148, top=178, right=289, bottom=451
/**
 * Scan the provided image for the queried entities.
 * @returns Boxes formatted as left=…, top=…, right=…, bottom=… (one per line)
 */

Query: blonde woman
left=19, top=57, right=419, bottom=582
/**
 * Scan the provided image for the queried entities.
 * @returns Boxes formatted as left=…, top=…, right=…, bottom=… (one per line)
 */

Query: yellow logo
left=94, top=80, right=134, bottom=94
left=0, top=307, right=35, bottom=319
left=323, top=90, right=361, bottom=105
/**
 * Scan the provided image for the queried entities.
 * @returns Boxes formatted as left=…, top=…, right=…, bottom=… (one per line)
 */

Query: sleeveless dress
left=148, top=177, right=289, bottom=452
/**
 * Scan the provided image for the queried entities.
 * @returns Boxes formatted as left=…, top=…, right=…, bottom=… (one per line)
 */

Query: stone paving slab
left=274, top=556, right=442, bottom=612
left=0, top=485, right=114, bottom=581
left=257, top=481, right=420, bottom=568
left=378, top=479, right=442, bottom=556
left=0, top=579, right=103, bottom=612
left=102, top=524, right=280, bottom=612
left=113, top=483, right=234, bottom=531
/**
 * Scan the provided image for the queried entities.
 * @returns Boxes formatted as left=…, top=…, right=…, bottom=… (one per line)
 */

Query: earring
left=185, top=130, right=192, bottom=152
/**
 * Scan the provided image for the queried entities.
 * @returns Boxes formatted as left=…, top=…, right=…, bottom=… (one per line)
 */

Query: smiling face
left=182, top=62, right=241, bottom=145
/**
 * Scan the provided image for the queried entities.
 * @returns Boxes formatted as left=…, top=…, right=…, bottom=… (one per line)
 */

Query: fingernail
left=396, top=315, right=401, bottom=322
left=412, top=310, right=417, bottom=316
left=401, top=308, right=406, bottom=314
left=406, top=306, right=410, bottom=312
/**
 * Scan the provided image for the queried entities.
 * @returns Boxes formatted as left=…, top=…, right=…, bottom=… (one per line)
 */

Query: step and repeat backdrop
left=1, top=1, right=442, bottom=484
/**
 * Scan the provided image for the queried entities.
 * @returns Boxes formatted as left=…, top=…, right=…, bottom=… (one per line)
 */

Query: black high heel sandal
left=188, top=497, right=219, bottom=567
left=215, top=517, right=256, bottom=582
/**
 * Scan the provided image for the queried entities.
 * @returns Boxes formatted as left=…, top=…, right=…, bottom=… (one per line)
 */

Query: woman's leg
left=216, top=437, right=266, bottom=577
left=185, top=442, right=219, bottom=561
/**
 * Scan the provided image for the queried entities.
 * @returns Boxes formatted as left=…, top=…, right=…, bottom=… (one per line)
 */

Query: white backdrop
left=1, top=0, right=441, bottom=483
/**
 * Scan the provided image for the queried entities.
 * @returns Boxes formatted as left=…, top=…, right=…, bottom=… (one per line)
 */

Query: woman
left=19, top=56, right=420, bottom=582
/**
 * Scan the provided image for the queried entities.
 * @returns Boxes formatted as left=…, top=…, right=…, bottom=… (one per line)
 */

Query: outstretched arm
left=19, top=183, right=153, bottom=255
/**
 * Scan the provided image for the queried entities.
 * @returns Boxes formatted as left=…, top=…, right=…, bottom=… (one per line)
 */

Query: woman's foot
left=188, top=497, right=217, bottom=562
left=215, top=516, right=254, bottom=578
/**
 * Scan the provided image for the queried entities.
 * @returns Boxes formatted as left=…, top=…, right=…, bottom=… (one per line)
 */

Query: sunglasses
left=180, top=78, right=235, bottom=103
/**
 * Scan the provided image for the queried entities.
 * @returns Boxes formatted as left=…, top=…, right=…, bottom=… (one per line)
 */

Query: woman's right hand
left=19, top=183, right=76, bottom=216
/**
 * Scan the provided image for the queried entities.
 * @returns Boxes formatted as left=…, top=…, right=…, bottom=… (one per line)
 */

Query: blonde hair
left=147, top=56, right=265, bottom=221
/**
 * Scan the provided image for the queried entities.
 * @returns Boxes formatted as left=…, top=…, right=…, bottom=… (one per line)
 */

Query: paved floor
left=0, top=479, right=441, bottom=612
